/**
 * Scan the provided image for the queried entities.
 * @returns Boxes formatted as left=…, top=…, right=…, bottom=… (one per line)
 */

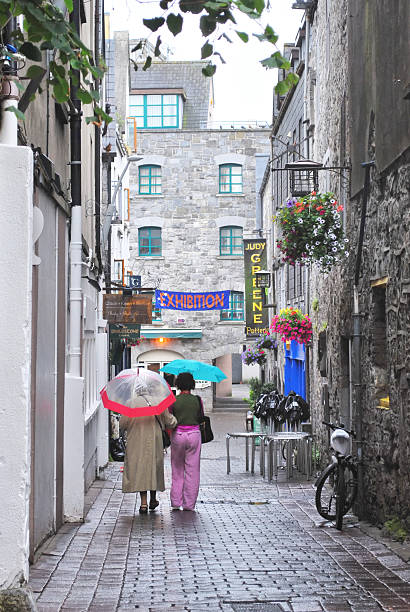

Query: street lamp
left=255, top=270, right=276, bottom=309
left=284, top=158, right=323, bottom=197
left=102, top=154, right=142, bottom=248
left=255, top=270, right=271, bottom=289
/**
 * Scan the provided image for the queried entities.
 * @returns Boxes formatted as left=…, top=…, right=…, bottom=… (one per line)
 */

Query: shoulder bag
left=155, top=415, right=171, bottom=449
left=196, top=396, right=214, bottom=444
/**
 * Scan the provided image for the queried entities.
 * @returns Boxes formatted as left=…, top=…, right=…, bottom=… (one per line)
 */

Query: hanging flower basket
left=270, top=308, right=312, bottom=345
left=275, top=191, right=349, bottom=271
left=241, top=346, right=267, bottom=366
left=255, top=332, right=278, bottom=350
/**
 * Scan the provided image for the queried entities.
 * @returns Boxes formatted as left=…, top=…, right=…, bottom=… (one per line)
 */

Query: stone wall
left=128, top=128, right=270, bottom=404
left=308, top=0, right=410, bottom=526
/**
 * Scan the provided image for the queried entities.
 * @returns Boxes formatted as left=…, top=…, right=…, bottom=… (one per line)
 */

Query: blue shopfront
left=284, top=340, right=306, bottom=398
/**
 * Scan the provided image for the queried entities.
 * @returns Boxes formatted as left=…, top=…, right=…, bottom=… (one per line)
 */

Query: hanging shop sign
left=243, top=239, right=269, bottom=338
left=110, top=324, right=141, bottom=343
left=155, top=289, right=230, bottom=311
left=103, top=294, right=152, bottom=324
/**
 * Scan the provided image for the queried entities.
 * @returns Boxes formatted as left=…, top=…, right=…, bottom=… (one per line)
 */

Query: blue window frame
left=139, top=165, right=161, bottom=195
left=219, top=164, right=242, bottom=193
left=129, top=94, right=179, bottom=129
left=220, top=291, right=244, bottom=321
left=220, top=226, right=243, bottom=255
left=138, top=227, right=162, bottom=256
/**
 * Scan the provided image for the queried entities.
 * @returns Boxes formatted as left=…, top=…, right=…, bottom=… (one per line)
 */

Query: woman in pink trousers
left=170, top=372, right=203, bottom=511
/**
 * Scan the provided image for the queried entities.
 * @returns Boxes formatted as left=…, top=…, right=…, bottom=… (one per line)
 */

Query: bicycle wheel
left=335, top=465, right=345, bottom=530
left=315, top=461, right=357, bottom=521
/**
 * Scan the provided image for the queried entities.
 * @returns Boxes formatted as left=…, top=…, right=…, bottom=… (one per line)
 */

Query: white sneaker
left=171, top=506, right=181, bottom=511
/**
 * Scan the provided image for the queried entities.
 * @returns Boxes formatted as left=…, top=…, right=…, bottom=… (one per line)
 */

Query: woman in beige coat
left=120, top=406, right=177, bottom=514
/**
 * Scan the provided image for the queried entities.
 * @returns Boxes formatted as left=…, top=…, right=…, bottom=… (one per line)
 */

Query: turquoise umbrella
left=160, top=359, right=227, bottom=382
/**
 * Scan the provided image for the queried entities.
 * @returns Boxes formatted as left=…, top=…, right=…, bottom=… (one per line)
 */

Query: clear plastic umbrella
left=100, top=368, right=175, bottom=417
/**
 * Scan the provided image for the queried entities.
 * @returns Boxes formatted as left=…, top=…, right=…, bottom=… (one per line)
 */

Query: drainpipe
left=68, top=0, right=82, bottom=377
left=303, top=12, right=311, bottom=403
left=352, top=160, right=374, bottom=518
left=0, top=18, right=19, bottom=145
left=94, top=0, right=102, bottom=272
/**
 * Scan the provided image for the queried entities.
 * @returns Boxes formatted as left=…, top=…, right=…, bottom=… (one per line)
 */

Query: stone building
left=261, top=0, right=409, bottom=527
left=106, top=34, right=270, bottom=406
left=0, top=0, right=110, bottom=606
left=260, top=21, right=308, bottom=396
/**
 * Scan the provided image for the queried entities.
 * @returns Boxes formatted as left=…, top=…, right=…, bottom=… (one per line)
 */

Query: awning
left=140, top=328, right=202, bottom=339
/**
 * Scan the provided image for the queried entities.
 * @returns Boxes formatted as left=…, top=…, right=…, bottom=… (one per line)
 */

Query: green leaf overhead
left=143, top=17, right=165, bottom=32
left=236, top=31, right=249, bottom=42
left=64, top=0, right=74, bottom=12
left=166, top=13, right=183, bottom=36
left=201, top=42, right=213, bottom=59
left=202, top=63, right=217, bottom=77
left=200, top=15, right=217, bottom=37
left=20, top=41, right=42, bottom=62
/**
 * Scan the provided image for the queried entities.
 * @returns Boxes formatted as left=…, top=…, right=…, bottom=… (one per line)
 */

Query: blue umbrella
left=160, top=359, right=227, bottom=382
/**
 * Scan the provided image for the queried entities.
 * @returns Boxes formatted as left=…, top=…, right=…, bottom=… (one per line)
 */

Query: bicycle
left=315, top=421, right=358, bottom=530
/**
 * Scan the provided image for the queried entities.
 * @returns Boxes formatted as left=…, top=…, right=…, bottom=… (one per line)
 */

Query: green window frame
left=219, top=163, right=242, bottom=194
left=139, top=165, right=162, bottom=195
left=220, top=291, right=244, bottom=321
left=138, top=227, right=162, bottom=256
left=220, top=226, right=243, bottom=255
left=129, top=94, right=179, bottom=129
left=151, top=293, right=162, bottom=321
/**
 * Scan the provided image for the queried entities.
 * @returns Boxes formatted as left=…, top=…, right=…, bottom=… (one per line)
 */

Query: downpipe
left=352, top=161, right=374, bottom=518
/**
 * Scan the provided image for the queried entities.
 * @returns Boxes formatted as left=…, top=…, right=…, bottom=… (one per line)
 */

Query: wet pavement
left=30, top=412, right=410, bottom=611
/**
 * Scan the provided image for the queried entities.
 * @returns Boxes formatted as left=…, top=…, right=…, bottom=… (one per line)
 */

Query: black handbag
left=200, top=415, right=214, bottom=444
left=196, top=396, right=214, bottom=444
left=155, top=415, right=171, bottom=448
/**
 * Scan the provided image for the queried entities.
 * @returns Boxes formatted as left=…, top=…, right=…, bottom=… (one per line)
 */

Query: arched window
left=219, top=163, right=242, bottom=193
left=220, top=291, right=244, bottom=321
left=139, top=165, right=161, bottom=195
left=220, top=226, right=243, bottom=255
left=138, top=227, right=162, bottom=256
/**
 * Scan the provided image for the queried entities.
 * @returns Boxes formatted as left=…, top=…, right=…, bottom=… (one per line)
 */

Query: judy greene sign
left=243, top=239, right=269, bottom=338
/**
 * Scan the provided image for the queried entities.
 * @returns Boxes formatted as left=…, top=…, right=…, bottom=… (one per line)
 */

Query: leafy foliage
left=0, top=0, right=111, bottom=125
left=275, top=192, right=349, bottom=272
left=140, top=0, right=299, bottom=94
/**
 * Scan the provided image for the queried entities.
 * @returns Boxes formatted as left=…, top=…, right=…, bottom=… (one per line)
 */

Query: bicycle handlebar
left=322, top=421, right=356, bottom=437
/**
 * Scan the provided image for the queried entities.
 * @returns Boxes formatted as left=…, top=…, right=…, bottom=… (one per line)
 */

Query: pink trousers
left=170, top=429, right=201, bottom=510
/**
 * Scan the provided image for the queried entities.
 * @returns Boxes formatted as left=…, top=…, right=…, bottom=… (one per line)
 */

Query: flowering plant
left=255, top=332, right=278, bottom=350
left=275, top=191, right=349, bottom=271
left=270, top=308, right=312, bottom=345
left=241, top=346, right=267, bottom=366
left=126, top=336, right=146, bottom=347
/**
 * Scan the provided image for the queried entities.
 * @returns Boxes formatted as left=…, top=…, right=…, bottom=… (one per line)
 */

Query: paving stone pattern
left=30, top=413, right=410, bottom=611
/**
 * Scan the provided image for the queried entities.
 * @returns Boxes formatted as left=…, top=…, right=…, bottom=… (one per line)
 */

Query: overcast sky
left=106, top=0, right=303, bottom=124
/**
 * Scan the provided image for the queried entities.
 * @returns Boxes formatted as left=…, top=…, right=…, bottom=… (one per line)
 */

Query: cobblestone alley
left=30, top=412, right=410, bottom=612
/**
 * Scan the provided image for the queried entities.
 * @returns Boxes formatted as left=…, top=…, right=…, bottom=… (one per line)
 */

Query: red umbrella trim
left=100, top=388, right=175, bottom=417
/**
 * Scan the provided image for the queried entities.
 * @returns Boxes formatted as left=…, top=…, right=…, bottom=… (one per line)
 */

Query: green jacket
left=172, top=393, right=202, bottom=426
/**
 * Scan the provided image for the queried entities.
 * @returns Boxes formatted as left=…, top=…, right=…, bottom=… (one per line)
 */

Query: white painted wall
left=64, top=374, right=85, bottom=521
left=0, top=145, right=33, bottom=587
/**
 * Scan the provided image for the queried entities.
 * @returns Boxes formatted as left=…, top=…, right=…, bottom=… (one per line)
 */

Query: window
left=138, top=227, right=162, bottom=256
left=220, top=291, right=244, bottom=321
left=129, top=94, right=179, bottom=129
left=139, top=165, right=161, bottom=195
left=220, top=226, right=243, bottom=255
left=219, top=164, right=242, bottom=193
left=113, top=259, right=124, bottom=284
left=151, top=294, right=162, bottom=321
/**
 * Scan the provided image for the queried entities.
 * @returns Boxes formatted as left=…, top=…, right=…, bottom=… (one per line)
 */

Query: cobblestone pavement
left=30, top=413, right=410, bottom=612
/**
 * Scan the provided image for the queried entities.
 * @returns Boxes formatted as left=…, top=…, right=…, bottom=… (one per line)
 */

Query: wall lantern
left=255, top=270, right=271, bottom=289
left=284, top=159, right=323, bottom=197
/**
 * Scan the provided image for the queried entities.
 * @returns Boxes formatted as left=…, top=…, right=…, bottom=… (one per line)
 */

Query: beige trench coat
left=119, top=409, right=177, bottom=493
